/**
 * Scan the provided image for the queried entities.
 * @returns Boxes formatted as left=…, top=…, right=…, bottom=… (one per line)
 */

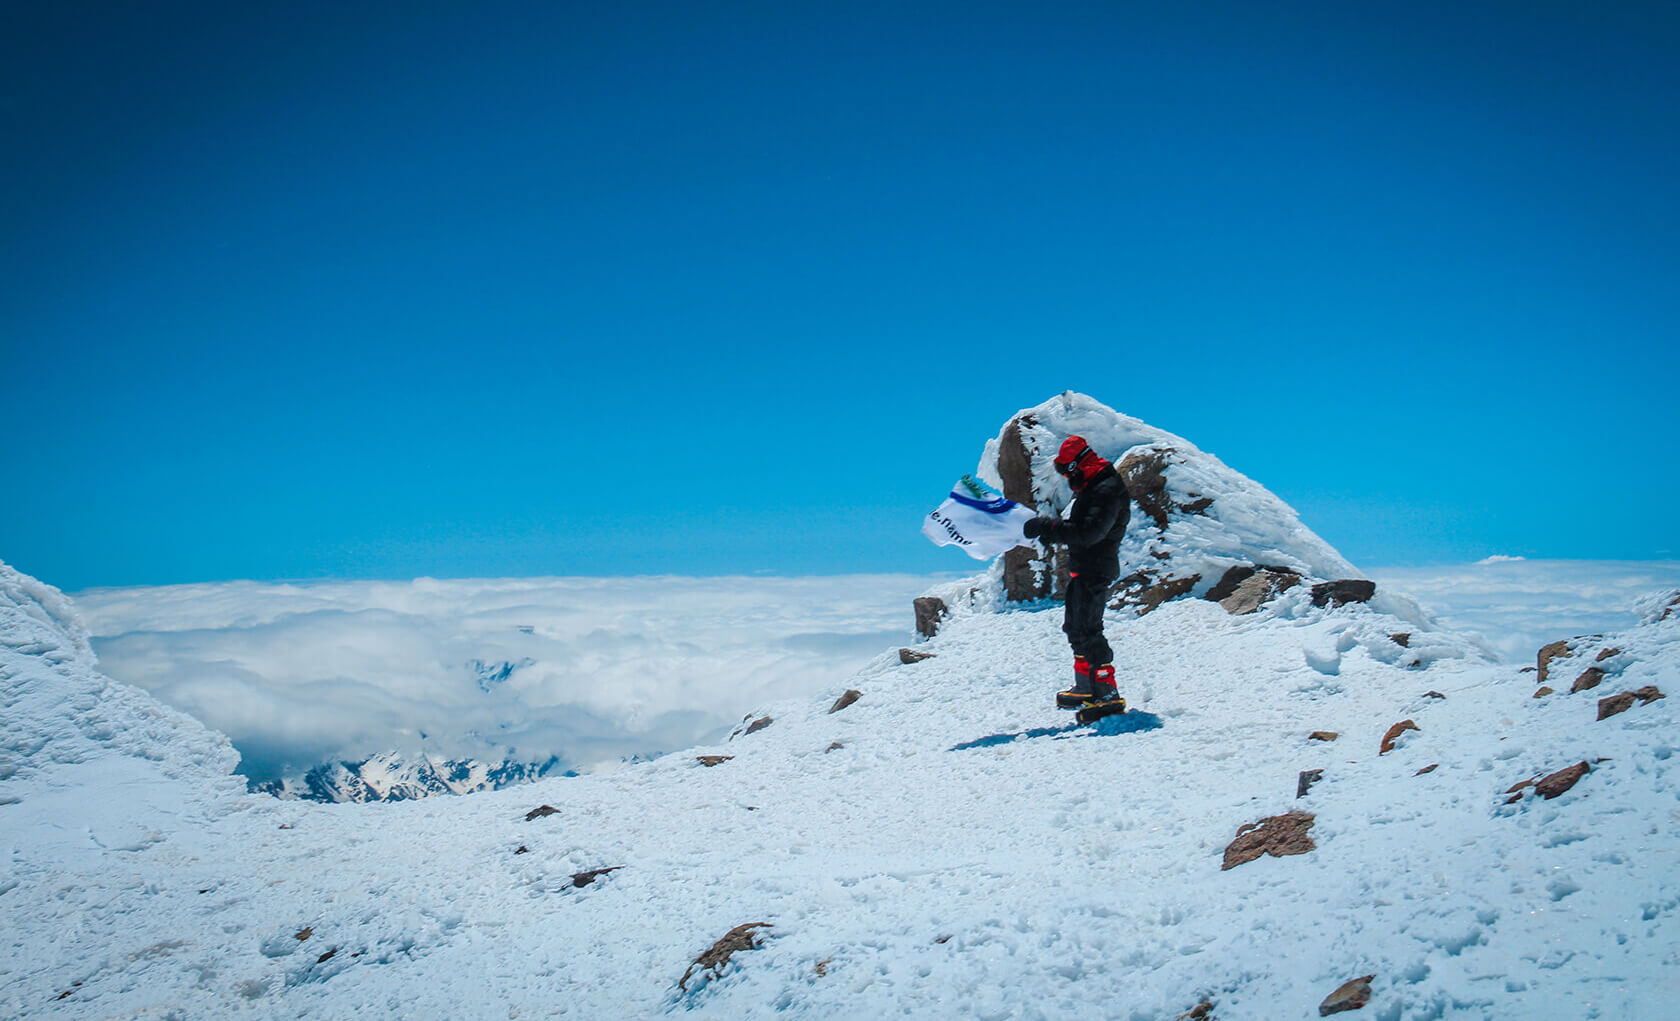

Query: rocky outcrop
left=1297, top=769, right=1324, bottom=798
left=1571, top=667, right=1605, bottom=693
left=525, top=804, right=559, bottom=821
left=1311, top=579, right=1376, bottom=608
left=1535, top=761, right=1590, bottom=799
left=829, top=690, right=862, bottom=713
left=1536, top=640, right=1574, bottom=684
left=1221, top=812, right=1315, bottom=870
left=1379, top=720, right=1419, bottom=755
left=914, top=597, right=948, bottom=638
left=1111, top=571, right=1200, bottom=615
left=679, top=922, right=773, bottom=992
left=997, top=417, right=1061, bottom=602
left=697, top=755, right=732, bottom=767
left=1598, top=686, right=1666, bottom=720
left=1318, top=975, right=1375, bottom=1016
left=899, top=648, right=935, bottom=664
left=569, top=866, right=622, bottom=888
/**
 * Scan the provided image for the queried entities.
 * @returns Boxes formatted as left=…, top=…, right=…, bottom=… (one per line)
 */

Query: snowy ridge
left=5, top=549, right=1679, bottom=1017
left=258, top=749, right=564, bottom=803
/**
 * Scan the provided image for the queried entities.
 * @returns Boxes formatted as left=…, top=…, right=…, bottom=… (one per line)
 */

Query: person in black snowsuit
left=1021, top=435, right=1131, bottom=708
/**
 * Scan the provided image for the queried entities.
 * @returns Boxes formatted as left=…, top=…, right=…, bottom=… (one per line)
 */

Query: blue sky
left=4, top=1, right=1676, bottom=589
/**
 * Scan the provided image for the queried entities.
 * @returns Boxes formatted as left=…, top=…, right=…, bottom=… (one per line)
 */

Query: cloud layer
left=75, top=575, right=940, bottom=782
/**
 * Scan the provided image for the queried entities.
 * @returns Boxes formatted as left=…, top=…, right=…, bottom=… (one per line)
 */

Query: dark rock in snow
left=1634, top=685, right=1667, bottom=704
left=1116, top=446, right=1178, bottom=531
left=914, top=597, right=948, bottom=638
left=1311, top=579, right=1376, bottom=608
left=1309, top=731, right=1340, bottom=742
left=1318, top=975, right=1375, bottom=1015
left=1532, top=686, right=1554, bottom=698
left=825, top=742, right=844, bottom=752
left=998, top=417, right=1057, bottom=603
left=899, top=648, right=936, bottom=664
left=1220, top=568, right=1301, bottom=615
left=1571, top=667, right=1606, bottom=693
left=1422, top=691, right=1446, bottom=700
left=1112, top=571, right=1200, bottom=615
left=1535, top=762, right=1590, bottom=800
left=829, top=689, right=862, bottom=713
left=1598, top=686, right=1666, bottom=720
left=697, top=755, right=732, bottom=767
left=1536, top=640, right=1573, bottom=684
left=1379, top=720, right=1419, bottom=755
left=1596, top=647, right=1621, bottom=662
left=570, top=866, right=622, bottom=888
left=1221, top=812, right=1315, bottom=870
left=1176, top=999, right=1215, bottom=1020
left=1415, top=764, right=1439, bottom=776
left=525, top=805, right=559, bottom=821
left=744, top=716, right=773, bottom=735
left=1297, top=769, right=1324, bottom=798
left=1390, top=633, right=1412, bottom=648
left=679, top=922, right=773, bottom=991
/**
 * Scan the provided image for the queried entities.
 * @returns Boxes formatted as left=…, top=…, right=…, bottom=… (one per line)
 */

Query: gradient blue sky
left=4, top=1, right=1676, bottom=589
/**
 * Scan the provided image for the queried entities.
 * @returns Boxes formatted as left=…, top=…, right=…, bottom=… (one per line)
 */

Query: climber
left=1021, top=436, right=1132, bottom=710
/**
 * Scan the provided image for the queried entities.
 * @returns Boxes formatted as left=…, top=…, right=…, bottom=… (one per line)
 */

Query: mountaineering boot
left=1056, top=656, right=1094, bottom=709
left=1090, top=663, right=1122, bottom=706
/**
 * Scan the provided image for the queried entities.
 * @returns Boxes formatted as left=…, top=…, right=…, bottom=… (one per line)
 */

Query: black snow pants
left=1062, top=572, right=1114, bottom=665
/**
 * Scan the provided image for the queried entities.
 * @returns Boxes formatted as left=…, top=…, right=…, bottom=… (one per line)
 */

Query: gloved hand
left=1022, top=517, right=1054, bottom=541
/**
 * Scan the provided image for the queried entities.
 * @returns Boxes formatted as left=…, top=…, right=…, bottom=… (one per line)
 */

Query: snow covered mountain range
left=5, top=395, right=1678, bottom=1018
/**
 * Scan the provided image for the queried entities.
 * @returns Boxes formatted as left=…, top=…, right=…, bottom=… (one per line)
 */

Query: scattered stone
left=679, top=922, right=773, bottom=991
left=913, top=596, right=948, bottom=638
left=1519, top=666, right=1537, bottom=674
left=825, top=742, right=844, bottom=752
left=1535, top=761, right=1590, bottom=800
left=1390, top=633, right=1411, bottom=648
left=829, top=689, right=862, bottom=713
left=1596, top=647, right=1621, bottom=662
left=1297, top=769, right=1324, bottom=798
left=1379, top=719, right=1419, bottom=755
left=1598, top=687, right=1666, bottom=721
left=1415, top=764, right=1439, bottom=776
left=1221, top=569, right=1301, bottom=615
left=1309, top=731, right=1339, bottom=742
left=899, top=648, right=936, bottom=664
left=814, top=957, right=831, bottom=978
left=1504, top=793, right=1524, bottom=805
left=697, top=755, right=733, bottom=767
left=1532, top=687, right=1554, bottom=698
left=934, top=934, right=953, bottom=944
left=514, top=845, right=530, bottom=855
left=315, top=949, right=337, bottom=964
left=1422, top=691, right=1445, bottom=700
left=1571, top=667, right=1605, bottom=694
left=1311, top=579, right=1377, bottom=608
left=525, top=805, right=559, bottom=821
left=1112, top=571, right=1201, bottom=615
left=1536, top=640, right=1573, bottom=684
left=1179, top=496, right=1214, bottom=515
left=570, top=866, right=623, bottom=888
left=1221, top=812, right=1315, bottom=870
left=1597, top=693, right=1636, bottom=720
left=1505, top=778, right=1536, bottom=794
left=295, top=927, right=313, bottom=942
left=1318, top=974, right=1375, bottom=1016
left=745, top=716, right=773, bottom=736
left=1176, top=999, right=1215, bottom=1020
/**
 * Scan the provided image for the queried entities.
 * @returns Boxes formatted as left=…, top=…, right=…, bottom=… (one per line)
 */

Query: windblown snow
left=5, top=399, right=1679, bottom=1018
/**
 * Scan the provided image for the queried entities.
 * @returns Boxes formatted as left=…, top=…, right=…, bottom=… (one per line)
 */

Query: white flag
left=922, top=479, right=1037, bottom=561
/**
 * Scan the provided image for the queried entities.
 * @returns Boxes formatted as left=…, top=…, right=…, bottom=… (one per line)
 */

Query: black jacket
left=1042, top=466, right=1130, bottom=582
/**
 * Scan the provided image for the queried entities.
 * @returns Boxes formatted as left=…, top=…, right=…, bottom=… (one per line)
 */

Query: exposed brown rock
left=1532, top=687, right=1554, bottom=698
left=999, top=418, right=1054, bottom=603
left=1117, top=446, right=1177, bottom=531
left=1221, top=812, right=1315, bottom=870
left=1423, top=691, right=1446, bottom=700
left=697, top=755, right=733, bottom=767
left=1318, top=975, right=1375, bottom=1016
left=1309, top=731, right=1340, bottom=742
left=1221, top=569, right=1301, bottom=615
left=914, top=596, right=948, bottom=638
left=1597, top=693, right=1636, bottom=720
left=295, top=927, right=313, bottom=941
left=315, top=948, right=337, bottom=964
left=525, top=805, right=559, bottom=821
left=1571, top=667, right=1605, bottom=693
left=1311, top=579, right=1377, bottom=608
left=1535, top=761, right=1590, bottom=800
left=825, top=742, right=844, bottom=752
left=1179, top=496, right=1214, bottom=515
left=899, top=648, right=936, bottom=664
left=1176, top=999, right=1215, bottom=1020
left=1634, top=685, right=1666, bottom=703
left=744, top=716, right=773, bottom=735
left=1390, top=633, right=1411, bottom=648
left=829, top=689, right=862, bottom=713
left=1112, top=571, right=1200, bottom=615
left=814, top=957, right=831, bottom=978
left=570, top=866, right=623, bottom=888
left=679, top=922, right=773, bottom=991
left=1505, top=778, right=1536, bottom=794
left=1536, top=640, right=1573, bottom=684
left=1596, top=647, right=1621, bottom=662
left=1379, top=719, right=1419, bottom=755
left=1204, top=566, right=1256, bottom=604
left=1415, top=764, right=1439, bottom=776
left=1297, top=769, right=1324, bottom=798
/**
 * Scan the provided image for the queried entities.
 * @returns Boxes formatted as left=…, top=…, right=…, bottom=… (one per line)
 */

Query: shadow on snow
left=949, top=711, right=1164, bottom=751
